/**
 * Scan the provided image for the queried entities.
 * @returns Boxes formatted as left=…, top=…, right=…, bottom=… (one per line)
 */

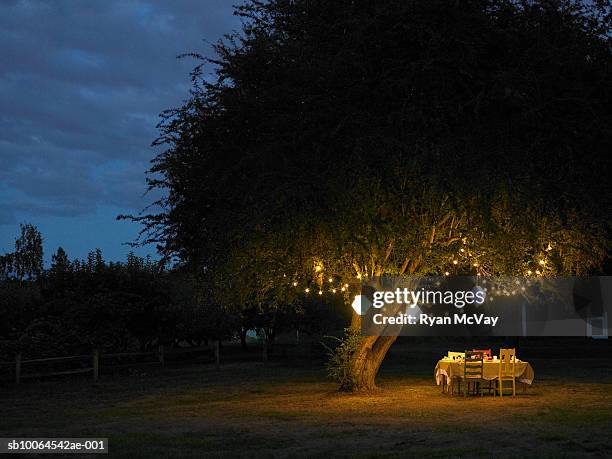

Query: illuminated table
left=435, top=358, right=534, bottom=394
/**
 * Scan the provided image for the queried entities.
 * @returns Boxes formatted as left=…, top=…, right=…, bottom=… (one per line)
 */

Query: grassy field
left=1, top=342, right=611, bottom=458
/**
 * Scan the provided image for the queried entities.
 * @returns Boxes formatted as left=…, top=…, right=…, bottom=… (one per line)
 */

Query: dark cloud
left=0, top=0, right=239, bottom=260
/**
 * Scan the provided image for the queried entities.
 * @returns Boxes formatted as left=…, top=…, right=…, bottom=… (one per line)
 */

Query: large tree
left=130, top=0, right=611, bottom=390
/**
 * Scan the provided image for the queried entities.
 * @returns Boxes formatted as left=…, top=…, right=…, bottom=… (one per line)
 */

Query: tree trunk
left=342, top=252, right=420, bottom=391
left=345, top=334, right=397, bottom=391
left=240, top=328, right=248, bottom=350
left=343, top=313, right=397, bottom=391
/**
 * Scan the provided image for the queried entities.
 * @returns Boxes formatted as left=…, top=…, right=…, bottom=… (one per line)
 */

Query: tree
left=130, top=0, right=611, bottom=390
left=50, top=247, right=69, bottom=273
left=0, top=252, right=14, bottom=280
left=47, top=247, right=71, bottom=296
left=13, top=223, right=43, bottom=281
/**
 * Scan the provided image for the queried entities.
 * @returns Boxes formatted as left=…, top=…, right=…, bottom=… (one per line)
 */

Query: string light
left=282, top=240, right=558, bottom=299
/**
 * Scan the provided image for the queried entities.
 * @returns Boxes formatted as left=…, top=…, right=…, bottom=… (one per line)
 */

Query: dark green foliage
left=0, top=224, right=346, bottom=360
left=323, top=328, right=363, bottom=391
left=128, top=0, right=610, bottom=285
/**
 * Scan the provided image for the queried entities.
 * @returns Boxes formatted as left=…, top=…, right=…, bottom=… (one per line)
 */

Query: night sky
left=0, top=1, right=239, bottom=264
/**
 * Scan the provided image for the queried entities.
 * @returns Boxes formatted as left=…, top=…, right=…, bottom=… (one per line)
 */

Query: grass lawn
left=1, top=344, right=611, bottom=458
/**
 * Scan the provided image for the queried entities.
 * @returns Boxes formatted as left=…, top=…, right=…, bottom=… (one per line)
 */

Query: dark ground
left=1, top=338, right=611, bottom=458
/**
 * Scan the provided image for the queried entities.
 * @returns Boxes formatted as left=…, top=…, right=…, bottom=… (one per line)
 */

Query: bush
left=322, top=327, right=362, bottom=391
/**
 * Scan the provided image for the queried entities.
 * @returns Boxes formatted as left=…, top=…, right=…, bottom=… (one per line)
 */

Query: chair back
left=499, top=348, right=516, bottom=377
left=447, top=351, right=465, bottom=360
left=473, top=348, right=492, bottom=358
left=463, top=350, right=483, bottom=379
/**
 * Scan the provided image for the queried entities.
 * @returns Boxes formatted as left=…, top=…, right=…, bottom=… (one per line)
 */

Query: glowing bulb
left=341, top=287, right=346, bottom=292
left=356, top=273, right=362, bottom=279
left=546, top=243, right=552, bottom=251
left=536, top=270, right=541, bottom=275
left=328, top=277, right=333, bottom=283
left=315, top=265, right=322, bottom=272
left=453, top=260, right=458, bottom=265
left=318, top=290, right=323, bottom=295
left=332, top=289, right=336, bottom=293
left=539, top=260, right=545, bottom=266
left=344, top=284, right=349, bottom=288
left=527, top=270, right=532, bottom=275
left=292, top=281, right=298, bottom=287
left=305, top=288, right=310, bottom=293
left=444, top=271, right=450, bottom=276
left=473, top=263, right=478, bottom=267
left=460, top=248, right=465, bottom=253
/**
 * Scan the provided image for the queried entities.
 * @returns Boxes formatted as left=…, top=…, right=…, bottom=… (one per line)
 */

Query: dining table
left=435, top=357, right=535, bottom=394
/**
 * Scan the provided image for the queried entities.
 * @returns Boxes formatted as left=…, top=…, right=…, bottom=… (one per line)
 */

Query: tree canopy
left=136, top=0, right=610, bottom=280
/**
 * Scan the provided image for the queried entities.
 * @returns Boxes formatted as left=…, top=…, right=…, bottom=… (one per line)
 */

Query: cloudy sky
left=0, top=0, right=239, bottom=264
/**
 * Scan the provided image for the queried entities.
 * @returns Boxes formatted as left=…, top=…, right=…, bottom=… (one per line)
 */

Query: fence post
left=215, top=340, right=220, bottom=370
left=15, top=353, right=21, bottom=385
left=92, top=349, right=99, bottom=382
left=158, top=345, right=165, bottom=367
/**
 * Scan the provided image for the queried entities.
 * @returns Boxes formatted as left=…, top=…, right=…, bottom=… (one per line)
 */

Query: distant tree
left=47, top=247, right=71, bottom=296
left=13, top=223, right=43, bottom=281
left=0, top=252, right=14, bottom=280
left=50, top=247, right=69, bottom=273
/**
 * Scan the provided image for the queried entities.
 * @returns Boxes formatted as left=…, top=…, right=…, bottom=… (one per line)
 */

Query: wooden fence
left=1, top=343, right=222, bottom=385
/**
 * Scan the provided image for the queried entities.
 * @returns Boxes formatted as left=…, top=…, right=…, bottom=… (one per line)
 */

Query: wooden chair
left=463, top=350, right=484, bottom=396
left=495, top=348, right=516, bottom=397
left=473, top=349, right=493, bottom=394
